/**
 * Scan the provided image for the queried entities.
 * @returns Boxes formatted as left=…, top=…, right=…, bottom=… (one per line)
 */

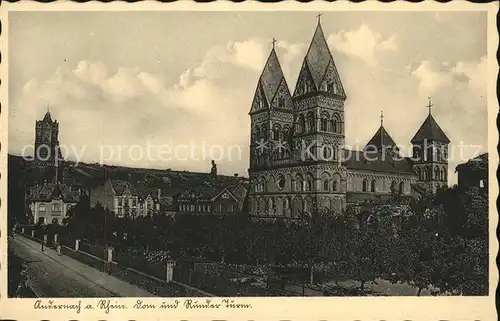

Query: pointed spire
left=250, top=43, right=292, bottom=114
left=305, top=20, right=331, bottom=90
left=411, top=98, right=450, bottom=144
left=43, top=106, right=53, bottom=122
left=365, top=112, right=397, bottom=154
left=293, top=17, right=346, bottom=99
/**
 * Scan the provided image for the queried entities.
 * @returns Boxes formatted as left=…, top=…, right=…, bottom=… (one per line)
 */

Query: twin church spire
left=293, top=17, right=346, bottom=99
left=251, top=16, right=449, bottom=149
left=250, top=17, right=345, bottom=115
left=249, top=42, right=293, bottom=114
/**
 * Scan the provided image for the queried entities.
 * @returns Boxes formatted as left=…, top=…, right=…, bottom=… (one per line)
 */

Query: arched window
left=272, top=126, right=280, bottom=141
left=321, top=116, right=328, bottom=131
left=258, top=97, right=264, bottom=109
left=333, top=180, right=338, bottom=192
left=434, top=166, right=440, bottom=181
left=443, top=168, right=448, bottom=181
left=399, top=182, right=405, bottom=194
left=306, top=113, right=315, bottom=132
left=295, top=174, right=304, bottom=192
left=427, top=166, right=432, bottom=180
left=283, top=126, right=290, bottom=142
left=371, top=180, right=376, bottom=193
left=253, top=127, right=259, bottom=143
left=362, top=179, right=368, bottom=192
left=327, top=81, right=334, bottom=93
left=297, top=115, right=305, bottom=133
left=268, top=198, right=275, bottom=215
left=261, top=125, right=268, bottom=141
left=306, top=174, right=314, bottom=191
left=331, top=119, right=337, bottom=133
left=323, top=179, right=329, bottom=191
left=258, top=197, right=266, bottom=215
left=391, top=181, right=397, bottom=193
left=323, top=146, right=332, bottom=160
left=278, top=96, right=285, bottom=108
left=321, top=172, right=331, bottom=192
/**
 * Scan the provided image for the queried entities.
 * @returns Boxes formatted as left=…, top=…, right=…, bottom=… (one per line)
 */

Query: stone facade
left=35, top=110, right=63, bottom=165
left=247, top=21, right=450, bottom=219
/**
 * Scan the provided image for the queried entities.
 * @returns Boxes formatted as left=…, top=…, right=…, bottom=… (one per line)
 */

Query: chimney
left=210, top=160, right=217, bottom=179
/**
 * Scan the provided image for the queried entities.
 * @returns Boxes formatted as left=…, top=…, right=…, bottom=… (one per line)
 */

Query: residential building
left=90, top=179, right=140, bottom=218
left=456, top=153, right=488, bottom=190
left=29, top=182, right=79, bottom=224
left=178, top=181, right=247, bottom=215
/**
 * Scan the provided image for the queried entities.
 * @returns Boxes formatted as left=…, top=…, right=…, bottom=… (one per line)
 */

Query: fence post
left=54, top=234, right=58, bottom=245
left=75, top=239, right=80, bottom=251
left=56, top=244, right=61, bottom=255
left=21, top=227, right=25, bottom=234
left=107, top=246, right=114, bottom=263
left=31, top=230, right=35, bottom=237
left=42, top=234, right=47, bottom=251
left=165, top=261, right=175, bottom=283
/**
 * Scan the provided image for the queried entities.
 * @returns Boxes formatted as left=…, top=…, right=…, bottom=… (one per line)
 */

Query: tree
left=291, top=214, right=338, bottom=285
left=207, top=216, right=239, bottom=263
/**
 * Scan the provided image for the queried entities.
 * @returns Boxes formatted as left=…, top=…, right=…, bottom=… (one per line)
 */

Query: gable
left=250, top=82, right=269, bottom=114
left=212, top=188, right=239, bottom=202
left=271, top=79, right=294, bottom=111
left=293, top=61, right=317, bottom=98
left=319, top=60, right=346, bottom=98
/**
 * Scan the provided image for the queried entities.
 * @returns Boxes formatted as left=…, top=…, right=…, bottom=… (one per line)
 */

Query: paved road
left=9, top=236, right=118, bottom=297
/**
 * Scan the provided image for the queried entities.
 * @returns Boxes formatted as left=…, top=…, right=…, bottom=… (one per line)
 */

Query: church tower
left=411, top=98, right=450, bottom=194
left=249, top=41, right=294, bottom=171
left=291, top=17, right=347, bottom=213
left=364, top=111, right=399, bottom=157
left=35, top=109, right=63, bottom=168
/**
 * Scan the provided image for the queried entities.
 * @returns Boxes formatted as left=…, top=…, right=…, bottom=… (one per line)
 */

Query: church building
left=34, top=109, right=63, bottom=166
left=247, top=19, right=450, bottom=218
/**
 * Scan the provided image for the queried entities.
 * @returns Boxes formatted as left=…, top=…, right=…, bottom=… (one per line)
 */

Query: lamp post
left=41, top=234, right=47, bottom=251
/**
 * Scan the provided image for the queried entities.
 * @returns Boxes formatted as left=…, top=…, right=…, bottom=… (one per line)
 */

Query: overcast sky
left=8, top=11, right=487, bottom=183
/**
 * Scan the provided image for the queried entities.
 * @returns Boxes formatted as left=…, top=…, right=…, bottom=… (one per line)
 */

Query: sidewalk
left=13, top=235, right=155, bottom=297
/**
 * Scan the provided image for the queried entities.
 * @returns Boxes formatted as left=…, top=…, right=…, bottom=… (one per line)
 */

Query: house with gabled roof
left=177, top=180, right=247, bottom=215
left=29, top=182, right=79, bottom=224
left=90, top=179, right=140, bottom=218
